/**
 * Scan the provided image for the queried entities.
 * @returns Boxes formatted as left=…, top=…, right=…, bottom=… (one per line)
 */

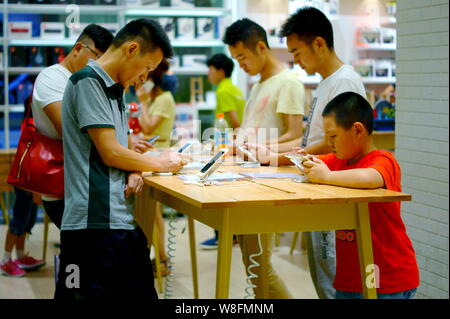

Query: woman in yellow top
left=137, top=59, right=177, bottom=276
left=139, top=59, right=176, bottom=148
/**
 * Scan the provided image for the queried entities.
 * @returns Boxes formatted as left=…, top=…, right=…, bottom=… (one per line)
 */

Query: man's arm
left=88, top=127, right=185, bottom=173
left=304, top=138, right=333, bottom=155
left=139, top=112, right=164, bottom=135
left=303, top=157, right=385, bottom=189
left=225, top=110, right=240, bottom=129
left=43, top=101, right=63, bottom=137
left=267, top=113, right=303, bottom=145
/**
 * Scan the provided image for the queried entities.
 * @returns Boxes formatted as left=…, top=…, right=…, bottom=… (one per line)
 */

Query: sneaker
left=200, top=237, right=218, bottom=250
left=1, top=259, right=26, bottom=277
left=16, top=255, right=46, bottom=270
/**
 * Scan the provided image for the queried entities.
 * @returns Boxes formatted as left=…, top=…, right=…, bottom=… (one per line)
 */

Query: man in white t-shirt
left=223, top=18, right=305, bottom=299
left=279, top=7, right=366, bottom=299
left=31, top=24, right=115, bottom=228
left=248, top=7, right=367, bottom=299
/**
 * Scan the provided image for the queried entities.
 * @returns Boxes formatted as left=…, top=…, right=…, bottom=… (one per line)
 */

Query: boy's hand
left=292, top=147, right=307, bottom=155
left=303, top=156, right=331, bottom=184
left=125, top=172, right=144, bottom=197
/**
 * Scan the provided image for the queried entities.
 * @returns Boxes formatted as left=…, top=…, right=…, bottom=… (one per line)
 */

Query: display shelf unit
left=0, top=0, right=239, bottom=149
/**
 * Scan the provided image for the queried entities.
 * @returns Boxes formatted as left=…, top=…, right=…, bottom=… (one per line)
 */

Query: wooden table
left=134, top=164, right=411, bottom=299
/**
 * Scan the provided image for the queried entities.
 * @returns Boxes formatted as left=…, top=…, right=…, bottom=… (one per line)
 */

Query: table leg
left=135, top=185, right=157, bottom=250
left=215, top=209, right=233, bottom=299
left=188, top=217, right=199, bottom=299
left=355, top=202, right=378, bottom=299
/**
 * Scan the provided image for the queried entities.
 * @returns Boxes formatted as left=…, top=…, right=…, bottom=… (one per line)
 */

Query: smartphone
left=178, top=142, right=193, bottom=153
left=237, top=145, right=259, bottom=163
left=147, top=136, right=160, bottom=145
left=198, top=149, right=229, bottom=182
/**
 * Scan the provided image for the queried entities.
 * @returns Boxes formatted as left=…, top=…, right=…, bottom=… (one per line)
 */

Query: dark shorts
left=9, top=187, right=38, bottom=236
left=42, top=199, right=64, bottom=230
left=55, top=226, right=157, bottom=300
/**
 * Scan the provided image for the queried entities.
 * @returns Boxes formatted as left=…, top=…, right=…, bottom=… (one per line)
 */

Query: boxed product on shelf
left=170, top=0, right=194, bottom=8
left=169, top=56, right=181, bottom=69
left=159, top=18, right=176, bottom=41
left=357, top=27, right=381, bottom=46
left=177, top=18, right=195, bottom=40
left=196, top=18, right=215, bottom=41
left=139, top=0, right=160, bottom=6
left=99, top=0, right=117, bottom=4
left=9, top=47, right=27, bottom=67
left=40, top=22, right=65, bottom=40
left=386, top=1, right=397, bottom=17
left=380, top=27, right=396, bottom=45
left=8, top=22, right=33, bottom=39
left=30, top=46, right=47, bottom=66
left=374, top=60, right=391, bottom=78
left=352, top=59, right=374, bottom=78
left=182, top=54, right=208, bottom=69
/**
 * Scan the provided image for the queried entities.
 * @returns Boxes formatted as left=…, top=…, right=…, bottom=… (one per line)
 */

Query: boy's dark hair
left=223, top=18, right=270, bottom=51
left=280, top=7, right=334, bottom=50
left=111, top=19, right=173, bottom=58
left=206, top=54, right=234, bottom=78
left=147, top=59, right=170, bottom=88
left=322, top=92, right=374, bottom=135
left=75, top=24, right=114, bottom=53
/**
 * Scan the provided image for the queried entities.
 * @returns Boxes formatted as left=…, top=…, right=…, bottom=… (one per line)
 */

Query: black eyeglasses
left=81, top=43, right=101, bottom=59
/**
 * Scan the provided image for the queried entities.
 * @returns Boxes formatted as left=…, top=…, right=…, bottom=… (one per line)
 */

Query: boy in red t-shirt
left=302, top=92, right=419, bottom=299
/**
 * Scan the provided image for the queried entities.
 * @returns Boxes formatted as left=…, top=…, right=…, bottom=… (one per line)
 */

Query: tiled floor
left=0, top=219, right=318, bottom=299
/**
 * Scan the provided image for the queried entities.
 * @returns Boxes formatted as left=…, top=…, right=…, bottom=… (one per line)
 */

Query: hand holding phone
left=147, top=135, right=160, bottom=146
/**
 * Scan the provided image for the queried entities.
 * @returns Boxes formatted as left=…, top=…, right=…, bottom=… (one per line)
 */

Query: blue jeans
left=336, top=288, right=417, bottom=299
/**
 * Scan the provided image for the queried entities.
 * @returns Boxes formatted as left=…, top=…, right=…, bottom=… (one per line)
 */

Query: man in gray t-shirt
left=55, top=19, right=187, bottom=300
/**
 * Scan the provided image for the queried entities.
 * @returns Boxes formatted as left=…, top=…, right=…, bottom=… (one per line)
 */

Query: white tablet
left=198, top=148, right=229, bottom=182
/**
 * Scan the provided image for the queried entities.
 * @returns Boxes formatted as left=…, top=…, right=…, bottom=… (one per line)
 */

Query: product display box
left=196, top=18, right=215, bottom=40
left=177, top=18, right=195, bottom=40
left=159, top=18, right=176, bottom=41
left=353, top=59, right=374, bottom=78
left=8, top=22, right=33, bottom=39
left=139, top=0, right=159, bottom=6
left=170, top=0, right=194, bottom=8
left=40, top=22, right=65, bottom=40
left=182, top=54, right=207, bottom=69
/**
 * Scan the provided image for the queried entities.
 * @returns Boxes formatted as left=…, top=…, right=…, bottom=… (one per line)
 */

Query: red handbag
left=7, top=101, right=64, bottom=198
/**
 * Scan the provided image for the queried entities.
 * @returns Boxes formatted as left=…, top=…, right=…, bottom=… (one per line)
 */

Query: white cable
left=164, top=210, right=178, bottom=299
left=244, top=233, right=263, bottom=299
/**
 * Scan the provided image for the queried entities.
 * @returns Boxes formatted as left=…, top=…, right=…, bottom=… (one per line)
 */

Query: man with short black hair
left=0, top=24, right=114, bottom=279
left=55, top=19, right=187, bottom=299
left=206, top=53, right=245, bottom=129
left=222, top=18, right=306, bottom=299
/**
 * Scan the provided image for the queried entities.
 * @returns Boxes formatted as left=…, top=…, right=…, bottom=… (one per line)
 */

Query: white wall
left=396, top=0, right=449, bottom=299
